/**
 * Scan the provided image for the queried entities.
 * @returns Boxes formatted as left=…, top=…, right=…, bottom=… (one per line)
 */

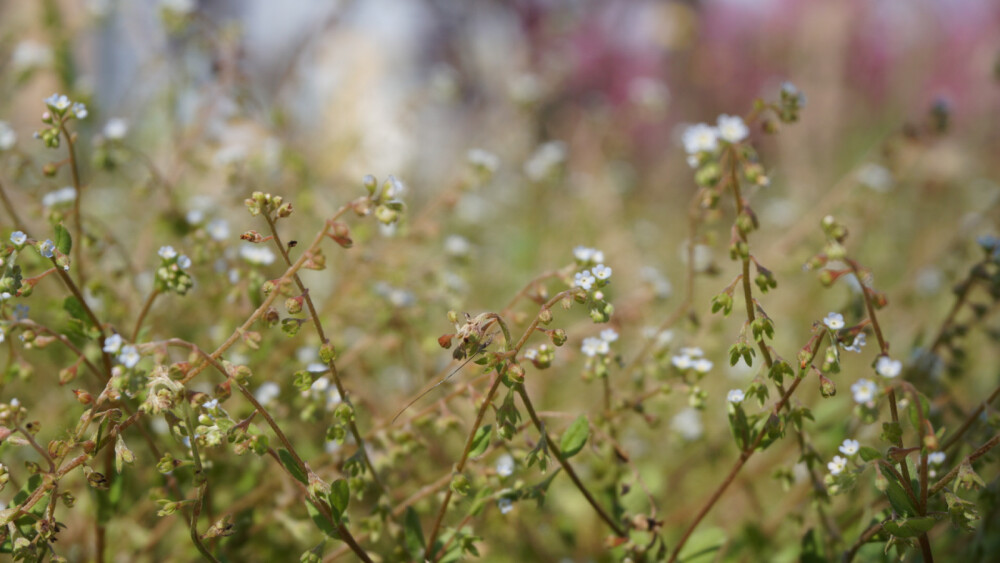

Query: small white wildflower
left=928, top=451, right=946, bottom=465
left=671, top=354, right=693, bottom=370
left=186, top=209, right=205, bottom=226
left=177, top=255, right=192, bottom=269
left=72, top=102, right=88, bottom=119
left=495, top=454, right=514, bottom=477
left=103, top=334, right=123, bottom=354
left=574, top=270, right=596, bottom=291
left=467, top=148, right=500, bottom=174
left=716, top=114, right=749, bottom=143
left=0, top=121, right=16, bottom=151
left=10, top=231, right=27, bottom=245
left=45, top=93, right=72, bottom=112
left=857, top=163, right=893, bottom=193
left=875, top=356, right=902, bottom=378
left=599, top=328, right=618, bottom=342
left=682, top=123, right=719, bottom=154
left=827, top=455, right=848, bottom=476
left=524, top=349, right=539, bottom=361
left=851, top=378, right=877, bottom=404
left=444, top=235, right=471, bottom=257
left=592, top=263, right=612, bottom=281
left=581, top=337, right=609, bottom=357
left=158, top=246, right=177, bottom=260
left=727, top=389, right=745, bottom=404
left=103, top=118, right=128, bottom=140
left=41, top=186, right=76, bottom=208
left=843, top=333, right=866, bottom=353
left=255, top=381, right=281, bottom=406
left=839, top=439, right=860, bottom=456
left=11, top=40, right=52, bottom=71
left=39, top=239, right=56, bottom=258
left=671, top=408, right=703, bottom=441
left=524, top=141, right=567, bottom=182
left=692, top=358, right=713, bottom=373
left=240, top=244, right=275, bottom=265
left=573, top=246, right=595, bottom=262
left=206, top=218, right=230, bottom=241
left=497, top=497, right=514, bottom=515
left=679, top=347, right=704, bottom=358
left=119, top=345, right=140, bottom=368
left=203, top=399, right=219, bottom=410
left=823, top=312, right=845, bottom=330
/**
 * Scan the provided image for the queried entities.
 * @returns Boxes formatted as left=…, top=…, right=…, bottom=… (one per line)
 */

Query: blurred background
left=2, top=0, right=999, bottom=561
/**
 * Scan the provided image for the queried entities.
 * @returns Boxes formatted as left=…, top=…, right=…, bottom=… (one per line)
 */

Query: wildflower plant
left=0, top=9, right=998, bottom=563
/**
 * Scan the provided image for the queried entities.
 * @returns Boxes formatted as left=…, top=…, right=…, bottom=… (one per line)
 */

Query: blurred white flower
left=240, top=244, right=275, bottom=265
left=11, top=40, right=52, bottom=71
left=876, top=356, right=902, bottom=378
left=671, top=408, right=703, bottom=441
left=839, top=439, right=859, bottom=456
left=827, top=455, right=848, bottom=476
left=42, top=186, right=76, bottom=208
left=851, top=378, right=877, bottom=404
left=823, top=312, right=845, bottom=330
left=0, top=122, right=16, bottom=151
left=682, top=123, right=719, bottom=154
left=716, top=114, right=749, bottom=143
left=727, top=389, right=745, bottom=404
left=495, top=454, right=514, bottom=477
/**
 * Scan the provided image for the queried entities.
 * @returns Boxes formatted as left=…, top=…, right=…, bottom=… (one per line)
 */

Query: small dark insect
left=287, top=240, right=298, bottom=248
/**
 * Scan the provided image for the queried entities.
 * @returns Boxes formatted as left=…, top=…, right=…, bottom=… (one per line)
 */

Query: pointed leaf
left=469, top=425, right=492, bottom=459
left=278, top=449, right=308, bottom=485
left=560, top=415, right=590, bottom=458
left=329, top=479, right=350, bottom=521
left=54, top=223, right=72, bottom=255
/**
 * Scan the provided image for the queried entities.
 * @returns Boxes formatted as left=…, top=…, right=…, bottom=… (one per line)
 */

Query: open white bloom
left=573, top=270, right=596, bottom=291
left=592, top=263, right=612, bottom=281
left=45, top=93, right=72, bottom=112
left=682, top=123, right=719, bottom=154
left=679, top=347, right=704, bottom=358
left=11, top=40, right=52, bottom=70
left=10, top=231, right=27, bottom=246
left=928, top=451, right=946, bottom=465
left=255, top=381, right=281, bottom=406
left=875, top=356, right=902, bottom=378
left=692, top=358, right=713, bottom=373
left=599, top=328, right=618, bottom=342
left=497, top=498, right=514, bottom=515
left=581, top=336, right=609, bottom=357
left=524, top=141, right=567, bottom=181
left=716, top=114, right=749, bottom=143
left=671, top=408, right=703, bottom=441
left=827, top=455, right=848, bottom=476
left=119, top=345, right=141, bottom=368
left=823, top=312, right=845, bottom=330
left=206, top=218, right=229, bottom=241
left=839, top=439, right=860, bottom=456
left=240, top=244, right=275, bottom=265
left=0, top=121, right=15, bottom=151
left=42, top=186, right=77, bottom=208
left=103, top=334, right=123, bottom=354
left=39, top=239, right=56, bottom=258
left=72, top=102, right=88, bottom=119
left=444, top=235, right=471, bottom=257
left=727, top=389, right=745, bottom=404
left=851, top=378, right=877, bottom=404
left=496, top=454, right=514, bottom=477
left=177, top=255, right=192, bottom=269
left=843, top=333, right=866, bottom=353
left=158, top=246, right=177, bottom=260
left=671, top=354, right=693, bottom=370
left=467, top=148, right=500, bottom=173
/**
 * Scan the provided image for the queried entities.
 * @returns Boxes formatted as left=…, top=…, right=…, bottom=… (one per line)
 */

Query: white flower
left=839, top=439, right=860, bottom=456
left=671, top=408, right=703, bottom=441
left=679, top=347, right=704, bottom=358
left=103, top=118, right=128, bottom=140
left=686, top=155, right=699, bottom=168
left=524, top=349, right=538, bottom=361
left=850, top=378, right=877, bottom=404
left=119, top=345, right=140, bottom=368
left=928, top=451, right=946, bottom=465
left=599, top=329, right=618, bottom=342
left=206, top=218, right=230, bottom=241
left=203, top=399, right=219, bottom=410
left=39, top=239, right=56, bottom=258
left=497, top=497, right=514, bottom=515
left=523, top=141, right=567, bottom=181
left=443, top=235, right=471, bottom=257
left=592, top=263, right=612, bottom=281
left=240, top=244, right=275, bottom=265
left=103, top=334, right=123, bottom=354
left=843, top=333, right=866, bottom=353
left=823, top=312, right=845, bottom=330
left=10, top=231, right=27, bottom=246
left=875, top=356, right=902, bottom=378
left=158, top=246, right=177, bottom=260
left=727, top=389, right=745, bottom=404
left=574, top=270, right=596, bottom=291
left=692, top=358, right=713, bottom=373
left=11, top=40, right=52, bottom=71
left=682, top=123, right=719, bottom=154
left=716, top=114, right=749, bottom=143
left=827, top=455, right=848, bottom=476
left=72, top=102, right=88, bottom=119
left=255, top=382, right=281, bottom=406
left=857, top=163, right=893, bottom=193
left=0, top=121, right=15, bottom=151
left=671, top=354, right=693, bottom=370
left=496, top=454, right=514, bottom=477
left=581, top=336, right=609, bottom=357
left=45, top=93, right=72, bottom=112
left=467, top=148, right=500, bottom=173
left=41, top=186, right=76, bottom=208
left=177, top=255, right=192, bottom=269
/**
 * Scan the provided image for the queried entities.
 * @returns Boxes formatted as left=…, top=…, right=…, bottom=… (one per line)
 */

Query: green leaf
left=329, top=479, right=350, bottom=521
left=906, top=393, right=931, bottom=432
left=278, top=449, right=308, bottom=485
left=54, top=223, right=72, bottom=255
left=880, top=466, right=917, bottom=517
left=469, top=425, right=492, bottom=458
left=882, top=515, right=938, bottom=538
left=880, top=422, right=902, bottom=445
left=858, top=446, right=882, bottom=462
left=307, top=500, right=341, bottom=539
left=403, top=506, right=425, bottom=556
left=559, top=415, right=590, bottom=458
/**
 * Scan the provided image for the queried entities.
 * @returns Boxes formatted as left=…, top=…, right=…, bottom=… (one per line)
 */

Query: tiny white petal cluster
left=672, top=346, right=709, bottom=372
left=495, top=454, right=514, bottom=477
left=103, top=118, right=128, bottom=140
left=497, top=497, right=514, bottom=515
left=823, top=312, right=845, bottom=330
left=0, top=121, right=16, bottom=151
left=839, top=439, right=860, bottom=456
left=592, top=263, right=612, bottom=281
left=599, top=328, right=618, bottom=343
left=41, top=186, right=77, bottom=208
left=573, top=246, right=605, bottom=265
left=466, top=148, right=500, bottom=173
left=206, top=218, right=230, bottom=241
left=875, top=356, right=902, bottom=378
left=72, top=102, right=88, bottom=119
left=39, top=239, right=56, bottom=258
left=692, top=358, right=713, bottom=373
left=524, top=141, right=567, bottom=182
left=580, top=337, right=610, bottom=357
left=103, top=334, right=123, bottom=354
left=843, top=333, right=866, bottom=353
left=119, top=345, right=141, bottom=368
left=45, top=93, right=72, bottom=111
left=574, top=270, right=596, bottom=291
left=240, top=244, right=275, bottom=265
left=851, top=378, right=877, bottom=404
left=928, top=451, right=946, bottom=465
left=716, top=114, right=749, bottom=143
left=682, top=123, right=719, bottom=155
left=158, top=246, right=177, bottom=260
left=255, top=381, right=281, bottom=406
left=10, top=231, right=27, bottom=246
left=827, top=455, right=848, bottom=476
left=177, top=255, right=192, bottom=269
left=444, top=235, right=471, bottom=257
left=671, top=407, right=703, bottom=441
left=726, top=389, right=745, bottom=404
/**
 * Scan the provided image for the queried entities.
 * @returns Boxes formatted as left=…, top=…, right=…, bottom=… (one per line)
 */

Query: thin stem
left=0, top=178, right=28, bottom=232
left=59, top=120, right=86, bottom=286
left=941, top=380, right=1000, bottom=451
left=132, top=288, right=161, bottom=342
left=52, top=263, right=111, bottom=377
left=424, top=371, right=505, bottom=558
left=184, top=404, right=220, bottom=563
left=517, top=384, right=626, bottom=537
left=929, top=434, right=1000, bottom=496
left=16, top=426, right=56, bottom=473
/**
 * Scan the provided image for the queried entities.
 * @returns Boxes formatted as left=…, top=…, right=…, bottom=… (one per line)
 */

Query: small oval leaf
left=560, top=415, right=590, bottom=458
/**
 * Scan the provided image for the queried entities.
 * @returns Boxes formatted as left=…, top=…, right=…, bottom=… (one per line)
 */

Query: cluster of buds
left=154, top=246, right=193, bottom=295
left=140, top=366, right=185, bottom=415
left=244, top=191, right=293, bottom=220
left=438, top=311, right=499, bottom=360
left=360, top=174, right=406, bottom=225
left=35, top=94, right=88, bottom=149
